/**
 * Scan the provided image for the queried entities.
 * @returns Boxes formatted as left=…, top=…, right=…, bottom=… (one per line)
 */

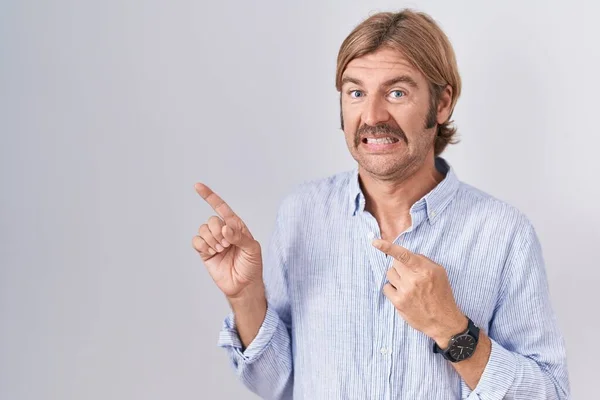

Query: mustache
left=354, top=124, right=407, bottom=146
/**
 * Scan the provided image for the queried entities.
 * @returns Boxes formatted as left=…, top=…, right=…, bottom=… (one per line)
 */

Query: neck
left=359, top=153, right=445, bottom=237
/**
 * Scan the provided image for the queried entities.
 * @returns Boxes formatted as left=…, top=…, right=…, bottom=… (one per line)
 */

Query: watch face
left=448, top=334, right=476, bottom=361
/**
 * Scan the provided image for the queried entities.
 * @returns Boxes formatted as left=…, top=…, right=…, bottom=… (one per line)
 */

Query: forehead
left=342, top=47, right=424, bottom=84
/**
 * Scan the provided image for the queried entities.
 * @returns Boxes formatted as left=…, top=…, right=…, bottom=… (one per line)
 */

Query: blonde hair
left=336, top=10, right=461, bottom=156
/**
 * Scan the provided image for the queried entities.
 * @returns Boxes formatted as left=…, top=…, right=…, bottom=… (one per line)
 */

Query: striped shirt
left=217, top=157, right=570, bottom=399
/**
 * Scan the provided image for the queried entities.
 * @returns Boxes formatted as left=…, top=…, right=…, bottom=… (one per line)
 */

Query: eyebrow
left=341, top=75, right=419, bottom=89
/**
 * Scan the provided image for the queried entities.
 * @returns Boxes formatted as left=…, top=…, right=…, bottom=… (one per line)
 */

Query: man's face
left=340, top=47, right=443, bottom=179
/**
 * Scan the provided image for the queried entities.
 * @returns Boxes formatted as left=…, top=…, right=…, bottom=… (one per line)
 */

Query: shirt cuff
left=217, top=302, right=280, bottom=365
left=466, top=337, right=517, bottom=400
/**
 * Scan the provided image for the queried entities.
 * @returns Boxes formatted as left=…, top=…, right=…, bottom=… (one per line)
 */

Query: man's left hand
left=372, top=239, right=468, bottom=348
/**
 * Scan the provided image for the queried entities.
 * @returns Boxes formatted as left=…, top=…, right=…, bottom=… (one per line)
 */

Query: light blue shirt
left=217, top=158, right=569, bottom=399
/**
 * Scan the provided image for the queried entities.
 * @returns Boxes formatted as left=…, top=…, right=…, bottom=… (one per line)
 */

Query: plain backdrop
left=1, top=0, right=598, bottom=399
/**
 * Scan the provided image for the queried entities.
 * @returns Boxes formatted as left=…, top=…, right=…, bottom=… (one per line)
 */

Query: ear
left=436, top=85, right=453, bottom=125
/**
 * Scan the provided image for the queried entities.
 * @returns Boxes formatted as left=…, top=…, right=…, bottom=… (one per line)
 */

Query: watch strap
left=432, top=317, right=479, bottom=362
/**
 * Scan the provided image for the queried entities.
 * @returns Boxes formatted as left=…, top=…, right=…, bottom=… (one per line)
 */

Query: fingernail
left=215, top=244, right=224, bottom=252
left=208, top=248, right=216, bottom=255
left=221, top=239, right=230, bottom=247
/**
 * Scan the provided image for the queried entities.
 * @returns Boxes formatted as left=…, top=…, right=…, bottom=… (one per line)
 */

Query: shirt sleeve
left=466, top=220, right=570, bottom=400
left=216, top=202, right=294, bottom=400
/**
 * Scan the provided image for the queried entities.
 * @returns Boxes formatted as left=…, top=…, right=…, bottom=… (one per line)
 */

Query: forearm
left=431, top=316, right=491, bottom=390
left=227, top=282, right=267, bottom=350
left=461, top=336, right=568, bottom=400
left=449, top=331, right=491, bottom=389
left=432, top=321, right=567, bottom=399
left=219, top=296, right=294, bottom=400
left=217, top=203, right=294, bottom=399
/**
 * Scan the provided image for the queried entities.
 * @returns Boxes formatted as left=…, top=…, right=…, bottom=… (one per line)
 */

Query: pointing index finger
left=372, top=239, right=416, bottom=268
left=195, top=183, right=238, bottom=221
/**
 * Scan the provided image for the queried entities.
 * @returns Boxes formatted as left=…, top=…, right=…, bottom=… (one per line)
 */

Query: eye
left=389, top=90, right=405, bottom=99
left=349, top=90, right=364, bottom=98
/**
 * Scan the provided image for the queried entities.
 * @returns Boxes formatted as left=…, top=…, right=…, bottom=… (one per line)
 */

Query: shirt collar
left=348, top=157, right=460, bottom=224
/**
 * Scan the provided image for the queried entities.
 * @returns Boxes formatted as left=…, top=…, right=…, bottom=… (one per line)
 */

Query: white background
left=1, top=0, right=597, bottom=398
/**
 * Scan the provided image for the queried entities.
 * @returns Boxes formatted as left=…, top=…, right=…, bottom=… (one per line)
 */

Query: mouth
left=361, top=136, right=400, bottom=145
left=360, top=136, right=402, bottom=152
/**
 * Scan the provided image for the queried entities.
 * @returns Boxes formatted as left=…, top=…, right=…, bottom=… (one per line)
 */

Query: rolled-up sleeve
left=218, top=302, right=288, bottom=364
left=466, top=221, right=570, bottom=399
left=216, top=203, right=294, bottom=400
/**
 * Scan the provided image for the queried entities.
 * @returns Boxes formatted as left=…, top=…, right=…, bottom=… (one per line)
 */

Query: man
left=192, top=9, right=569, bottom=400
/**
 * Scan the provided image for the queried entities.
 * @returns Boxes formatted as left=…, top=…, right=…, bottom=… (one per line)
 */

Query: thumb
left=222, top=222, right=256, bottom=250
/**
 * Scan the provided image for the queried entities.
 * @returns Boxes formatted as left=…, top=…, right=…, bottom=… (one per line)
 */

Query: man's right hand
left=192, top=183, right=264, bottom=299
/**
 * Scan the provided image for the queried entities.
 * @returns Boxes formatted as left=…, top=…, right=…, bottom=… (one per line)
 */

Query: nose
left=362, top=96, right=391, bottom=126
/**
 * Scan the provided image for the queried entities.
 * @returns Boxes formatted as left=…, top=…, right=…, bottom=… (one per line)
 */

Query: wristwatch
left=432, top=316, right=480, bottom=363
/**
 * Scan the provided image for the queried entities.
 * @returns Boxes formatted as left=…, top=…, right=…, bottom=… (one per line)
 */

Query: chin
left=356, top=152, right=424, bottom=179
left=357, top=158, right=405, bottom=177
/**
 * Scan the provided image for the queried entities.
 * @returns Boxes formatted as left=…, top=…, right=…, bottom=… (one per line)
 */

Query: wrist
left=226, top=282, right=267, bottom=350
left=432, top=314, right=468, bottom=349
left=227, top=282, right=266, bottom=307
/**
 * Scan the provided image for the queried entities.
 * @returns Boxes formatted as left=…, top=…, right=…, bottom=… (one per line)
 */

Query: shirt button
left=380, top=347, right=388, bottom=355
left=431, top=211, right=437, bottom=217
left=367, top=232, right=375, bottom=240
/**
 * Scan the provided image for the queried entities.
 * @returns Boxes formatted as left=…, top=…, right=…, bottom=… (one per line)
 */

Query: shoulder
left=453, top=181, right=537, bottom=244
left=275, top=170, right=353, bottom=218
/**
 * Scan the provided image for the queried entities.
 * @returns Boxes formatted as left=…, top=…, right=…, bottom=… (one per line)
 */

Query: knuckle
left=210, top=228, right=224, bottom=240
left=404, top=278, right=417, bottom=291
left=192, top=236, right=205, bottom=252
left=208, top=215, right=223, bottom=226
left=394, top=293, right=407, bottom=307
left=198, top=230, right=215, bottom=244
left=248, top=239, right=261, bottom=253
left=398, top=251, right=410, bottom=263
left=423, top=268, right=434, bottom=279
left=412, top=275, right=425, bottom=287
left=386, top=268, right=394, bottom=280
